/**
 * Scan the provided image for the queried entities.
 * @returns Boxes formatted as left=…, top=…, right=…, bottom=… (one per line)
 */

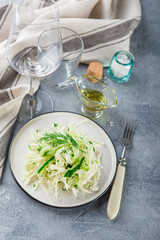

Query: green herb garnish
left=66, top=164, right=72, bottom=169
left=37, top=146, right=42, bottom=152
left=65, top=133, right=78, bottom=148
left=39, top=132, right=78, bottom=149
left=74, top=184, right=78, bottom=189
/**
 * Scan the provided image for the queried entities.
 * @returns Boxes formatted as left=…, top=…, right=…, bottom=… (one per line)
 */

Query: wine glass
left=6, top=0, right=63, bottom=123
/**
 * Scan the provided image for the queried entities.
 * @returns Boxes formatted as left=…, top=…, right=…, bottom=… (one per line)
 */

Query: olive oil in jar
left=80, top=88, right=107, bottom=111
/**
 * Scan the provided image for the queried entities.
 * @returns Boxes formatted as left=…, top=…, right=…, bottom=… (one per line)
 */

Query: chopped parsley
left=74, top=184, right=78, bottom=189
left=28, top=145, right=32, bottom=150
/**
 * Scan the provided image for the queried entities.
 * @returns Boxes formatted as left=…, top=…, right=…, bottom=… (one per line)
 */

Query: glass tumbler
left=44, top=27, right=84, bottom=89
left=107, top=51, right=134, bottom=83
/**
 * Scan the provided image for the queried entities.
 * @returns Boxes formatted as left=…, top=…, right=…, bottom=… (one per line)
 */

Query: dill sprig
left=39, top=132, right=78, bottom=148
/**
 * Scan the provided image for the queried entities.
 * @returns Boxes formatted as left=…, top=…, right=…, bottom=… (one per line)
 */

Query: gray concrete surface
left=0, top=0, right=160, bottom=240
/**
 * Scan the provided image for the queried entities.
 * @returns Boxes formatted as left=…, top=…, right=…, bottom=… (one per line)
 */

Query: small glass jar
left=107, top=51, right=134, bottom=83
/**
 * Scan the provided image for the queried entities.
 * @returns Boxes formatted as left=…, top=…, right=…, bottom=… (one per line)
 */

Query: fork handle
left=107, top=165, right=126, bottom=220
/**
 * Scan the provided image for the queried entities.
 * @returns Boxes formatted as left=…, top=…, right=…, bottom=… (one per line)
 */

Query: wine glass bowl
left=6, top=0, right=62, bottom=123
left=76, top=76, right=117, bottom=119
left=6, top=0, right=61, bottom=77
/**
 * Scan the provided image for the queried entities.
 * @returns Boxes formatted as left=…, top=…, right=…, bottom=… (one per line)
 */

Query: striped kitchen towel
left=58, top=0, right=141, bottom=66
left=0, top=0, right=141, bottom=179
left=0, top=3, right=29, bottom=179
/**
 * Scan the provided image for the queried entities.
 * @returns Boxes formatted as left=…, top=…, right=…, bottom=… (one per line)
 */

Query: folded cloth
left=0, top=0, right=141, bottom=179
left=58, top=0, right=141, bottom=65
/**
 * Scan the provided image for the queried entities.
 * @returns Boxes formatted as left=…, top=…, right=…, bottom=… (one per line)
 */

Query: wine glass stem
left=28, top=77, right=36, bottom=106
left=27, top=77, right=36, bottom=120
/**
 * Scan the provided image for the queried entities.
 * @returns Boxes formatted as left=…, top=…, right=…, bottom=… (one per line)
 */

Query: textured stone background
left=0, top=0, right=160, bottom=240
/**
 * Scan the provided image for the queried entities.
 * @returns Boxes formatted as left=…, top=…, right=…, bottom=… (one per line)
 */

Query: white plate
left=9, top=112, right=117, bottom=208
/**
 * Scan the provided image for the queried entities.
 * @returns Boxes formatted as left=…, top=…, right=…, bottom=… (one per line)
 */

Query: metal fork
left=107, top=117, right=136, bottom=220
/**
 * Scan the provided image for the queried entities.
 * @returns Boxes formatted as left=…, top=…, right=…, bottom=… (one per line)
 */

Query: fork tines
left=123, top=117, right=136, bottom=140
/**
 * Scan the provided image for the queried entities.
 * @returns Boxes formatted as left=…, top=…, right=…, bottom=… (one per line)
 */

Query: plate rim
left=9, top=111, right=117, bottom=208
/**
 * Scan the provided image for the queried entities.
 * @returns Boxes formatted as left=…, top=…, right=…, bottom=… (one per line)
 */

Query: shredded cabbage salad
left=23, top=120, right=103, bottom=197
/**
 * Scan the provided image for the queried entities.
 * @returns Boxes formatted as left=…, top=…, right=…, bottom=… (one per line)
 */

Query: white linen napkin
left=0, top=0, right=141, bottom=179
